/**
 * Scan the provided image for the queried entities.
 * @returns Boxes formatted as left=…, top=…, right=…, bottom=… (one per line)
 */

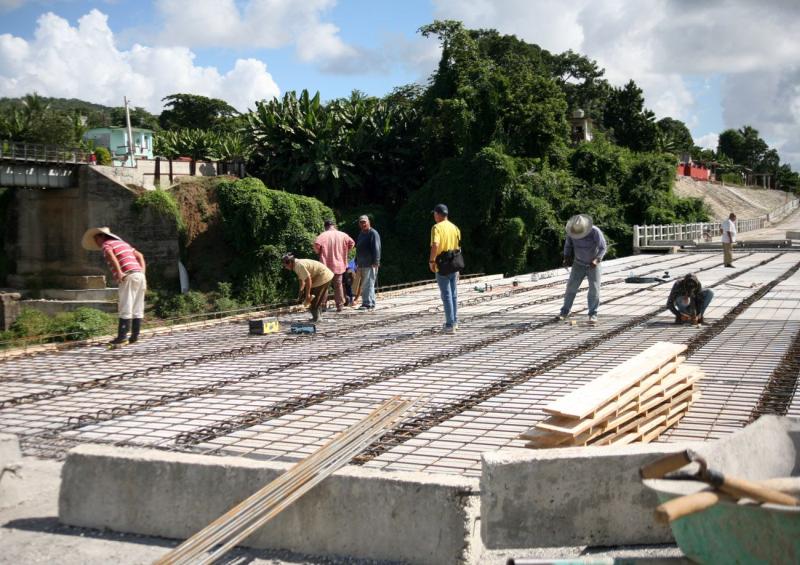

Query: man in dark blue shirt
left=356, top=214, right=381, bottom=310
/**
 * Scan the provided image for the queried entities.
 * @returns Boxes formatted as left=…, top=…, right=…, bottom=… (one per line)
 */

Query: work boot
left=128, top=318, right=142, bottom=344
left=109, top=319, right=130, bottom=345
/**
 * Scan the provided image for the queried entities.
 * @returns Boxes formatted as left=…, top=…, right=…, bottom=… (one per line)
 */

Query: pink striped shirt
left=102, top=239, right=142, bottom=281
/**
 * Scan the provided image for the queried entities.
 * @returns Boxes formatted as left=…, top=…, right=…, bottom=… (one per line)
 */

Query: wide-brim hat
left=81, top=226, right=120, bottom=251
left=565, top=214, right=593, bottom=239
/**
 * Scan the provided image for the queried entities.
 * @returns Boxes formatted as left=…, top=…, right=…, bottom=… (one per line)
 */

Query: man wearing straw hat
left=81, top=227, right=147, bottom=345
left=557, top=214, right=607, bottom=324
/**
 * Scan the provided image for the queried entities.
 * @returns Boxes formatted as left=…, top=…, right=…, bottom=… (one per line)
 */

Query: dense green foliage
left=1, top=307, right=114, bottom=344
left=159, top=94, right=239, bottom=131
left=94, top=146, right=112, bottom=165
left=133, top=189, right=185, bottom=233
left=215, top=177, right=334, bottom=303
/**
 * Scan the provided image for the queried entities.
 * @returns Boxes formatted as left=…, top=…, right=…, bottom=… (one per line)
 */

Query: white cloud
left=0, top=9, right=280, bottom=113
left=154, top=0, right=362, bottom=70
left=431, top=0, right=800, bottom=166
left=696, top=132, right=719, bottom=151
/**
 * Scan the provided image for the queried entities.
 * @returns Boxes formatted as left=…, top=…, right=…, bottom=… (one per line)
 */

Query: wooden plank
left=543, top=342, right=687, bottom=419
left=536, top=361, right=694, bottom=436
left=592, top=387, right=696, bottom=446
left=570, top=376, right=700, bottom=445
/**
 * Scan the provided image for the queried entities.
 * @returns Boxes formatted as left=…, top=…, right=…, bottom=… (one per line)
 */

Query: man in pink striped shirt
left=314, top=219, right=354, bottom=312
left=82, top=227, right=147, bottom=345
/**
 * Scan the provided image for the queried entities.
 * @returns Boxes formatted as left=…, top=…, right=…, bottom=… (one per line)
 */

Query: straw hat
left=81, top=227, right=121, bottom=251
left=565, top=214, right=593, bottom=239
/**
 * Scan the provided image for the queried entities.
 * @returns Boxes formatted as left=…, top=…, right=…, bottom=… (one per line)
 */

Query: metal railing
left=0, top=140, right=90, bottom=164
left=634, top=197, right=800, bottom=249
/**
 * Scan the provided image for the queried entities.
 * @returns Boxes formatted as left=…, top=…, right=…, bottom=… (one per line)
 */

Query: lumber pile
left=521, top=342, right=702, bottom=448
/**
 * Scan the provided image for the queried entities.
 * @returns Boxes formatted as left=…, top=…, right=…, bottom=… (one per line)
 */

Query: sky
left=1, top=0, right=799, bottom=166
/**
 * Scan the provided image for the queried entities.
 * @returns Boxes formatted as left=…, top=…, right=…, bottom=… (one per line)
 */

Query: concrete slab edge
left=0, top=433, right=22, bottom=508
left=58, top=445, right=482, bottom=564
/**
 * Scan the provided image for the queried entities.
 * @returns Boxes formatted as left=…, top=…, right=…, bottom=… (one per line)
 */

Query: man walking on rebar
left=557, top=214, right=606, bottom=324
left=281, top=253, right=333, bottom=323
left=314, top=219, right=354, bottom=312
left=721, top=212, right=737, bottom=267
left=81, top=227, right=147, bottom=345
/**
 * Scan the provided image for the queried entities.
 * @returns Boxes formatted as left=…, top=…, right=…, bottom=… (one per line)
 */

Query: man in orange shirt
left=314, top=219, right=355, bottom=312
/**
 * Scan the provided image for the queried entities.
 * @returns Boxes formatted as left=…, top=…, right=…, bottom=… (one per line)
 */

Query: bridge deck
left=3, top=238, right=799, bottom=478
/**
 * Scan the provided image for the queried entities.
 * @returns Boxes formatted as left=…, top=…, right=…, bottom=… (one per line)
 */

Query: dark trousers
left=309, top=281, right=331, bottom=321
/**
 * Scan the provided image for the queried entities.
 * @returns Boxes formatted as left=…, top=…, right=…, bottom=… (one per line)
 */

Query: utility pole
left=124, top=96, right=135, bottom=167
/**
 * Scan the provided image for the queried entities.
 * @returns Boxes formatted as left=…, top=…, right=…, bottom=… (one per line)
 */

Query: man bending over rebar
left=667, top=274, right=714, bottom=325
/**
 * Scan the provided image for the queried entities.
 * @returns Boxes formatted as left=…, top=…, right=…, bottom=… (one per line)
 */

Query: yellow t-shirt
left=293, top=258, right=334, bottom=288
left=431, top=219, right=461, bottom=273
left=431, top=219, right=461, bottom=253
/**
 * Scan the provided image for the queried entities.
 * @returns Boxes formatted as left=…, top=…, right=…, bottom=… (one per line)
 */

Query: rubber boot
left=128, top=318, right=142, bottom=344
left=109, top=319, right=130, bottom=345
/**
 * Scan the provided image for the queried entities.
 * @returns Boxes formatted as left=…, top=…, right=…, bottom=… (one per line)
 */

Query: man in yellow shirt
left=281, top=253, right=334, bottom=322
left=429, top=204, right=462, bottom=333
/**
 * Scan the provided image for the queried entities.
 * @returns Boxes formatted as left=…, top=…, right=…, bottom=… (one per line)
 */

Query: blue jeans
left=436, top=271, right=458, bottom=327
left=359, top=266, right=377, bottom=307
left=560, top=262, right=601, bottom=317
left=676, top=289, right=714, bottom=317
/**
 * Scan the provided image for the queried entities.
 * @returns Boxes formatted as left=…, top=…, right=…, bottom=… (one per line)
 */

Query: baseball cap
left=324, top=218, right=335, bottom=228
left=432, top=204, right=449, bottom=216
left=357, top=215, right=369, bottom=222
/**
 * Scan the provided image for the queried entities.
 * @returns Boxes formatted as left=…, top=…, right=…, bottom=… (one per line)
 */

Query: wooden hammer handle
left=719, top=476, right=799, bottom=506
left=655, top=491, right=723, bottom=523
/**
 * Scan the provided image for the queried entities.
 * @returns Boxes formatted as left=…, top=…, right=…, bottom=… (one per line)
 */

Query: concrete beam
left=480, top=443, right=690, bottom=548
left=481, top=416, right=799, bottom=550
left=59, top=445, right=482, bottom=564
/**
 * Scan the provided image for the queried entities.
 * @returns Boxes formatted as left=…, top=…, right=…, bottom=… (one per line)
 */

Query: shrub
left=94, top=146, right=112, bottom=165
left=9, top=309, right=50, bottom=337
left=133, top=188, right=186, bottom=233
left=49, top=308, right=115, bottom=341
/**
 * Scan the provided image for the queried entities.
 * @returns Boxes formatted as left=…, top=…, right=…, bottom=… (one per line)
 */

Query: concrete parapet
left=0, top=433, right=22, bottom=508
left=480, top=443, right=691, bottom=548
left=0, top=292, right=21, bottom=330
left=59, top=445, right=482, bottom=564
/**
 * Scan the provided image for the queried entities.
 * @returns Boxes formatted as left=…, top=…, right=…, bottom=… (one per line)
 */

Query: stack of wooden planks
left=521, top=342, right=702, bottom=449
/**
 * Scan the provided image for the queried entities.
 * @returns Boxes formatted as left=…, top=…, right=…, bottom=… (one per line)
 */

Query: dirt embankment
left=674, top=176, right=796, bottom=221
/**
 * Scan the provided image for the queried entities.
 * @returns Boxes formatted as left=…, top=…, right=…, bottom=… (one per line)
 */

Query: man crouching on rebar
left=281, top=253, right=333, bottom=323
left=667, top=274, right=714, bottom=325
left=81, top=227, right=147, bottom=345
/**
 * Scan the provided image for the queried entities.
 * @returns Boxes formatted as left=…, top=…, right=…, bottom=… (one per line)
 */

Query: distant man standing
left=557, top=214, right=607, bottom=324
left=667, top=274, right=714, bottom=325
left=429, top=204, right=461, bottom=333
left=281, top=253, right=333, bottom=323
left=721, top=212, right=737, bottom=267
left=314, top=219, right=354, bottom=312
left=355, top=215, right=381, bottom=310
left=81, top=227, right=147, bottom=345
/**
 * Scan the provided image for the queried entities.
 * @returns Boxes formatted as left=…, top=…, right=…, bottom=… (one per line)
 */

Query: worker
left=314, top=219, right=355, bottom=312
left=721, top=212, right=737, bottom=267
left=429, top=203, right=462, bottom=333
left=281, top=253, right=333, bottom=322
left=81, top=227, right=147, bottom=345
left=355, top=215, right=381, bottom=310
left=667, top=274, right=714, bottom=325
left=557, top=214, right=607, bottom=324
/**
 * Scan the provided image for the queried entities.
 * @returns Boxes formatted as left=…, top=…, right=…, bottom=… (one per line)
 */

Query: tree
left=109, top=106, right=160, bottom=130
left=656, top=118, right=693, bottom=155
left=159, top=93, right=239, bottom=131
left=602, top=81, right=658, bottom=152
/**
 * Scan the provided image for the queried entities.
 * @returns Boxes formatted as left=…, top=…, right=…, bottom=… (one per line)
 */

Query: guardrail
left=633, top=197, right=799, bottom=250
left=0, top=140, right=90, bottom=164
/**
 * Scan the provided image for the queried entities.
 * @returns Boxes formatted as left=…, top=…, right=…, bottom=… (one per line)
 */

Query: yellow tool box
left=249, top=317, right=280, bottom=335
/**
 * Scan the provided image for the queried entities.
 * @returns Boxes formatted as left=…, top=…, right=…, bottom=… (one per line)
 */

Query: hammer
left=640, top=449, right=799, bottom=523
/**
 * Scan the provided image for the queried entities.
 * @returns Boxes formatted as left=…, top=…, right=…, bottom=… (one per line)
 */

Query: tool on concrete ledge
left=248, top=317, right=280, bottom=335
left=640, top=448, right=799, bottom=523
left=290, top=322, right=316, bottom=335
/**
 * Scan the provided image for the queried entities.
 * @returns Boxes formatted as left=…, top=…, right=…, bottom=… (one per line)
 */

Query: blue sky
left=1, top=1, right=799, bottom=165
